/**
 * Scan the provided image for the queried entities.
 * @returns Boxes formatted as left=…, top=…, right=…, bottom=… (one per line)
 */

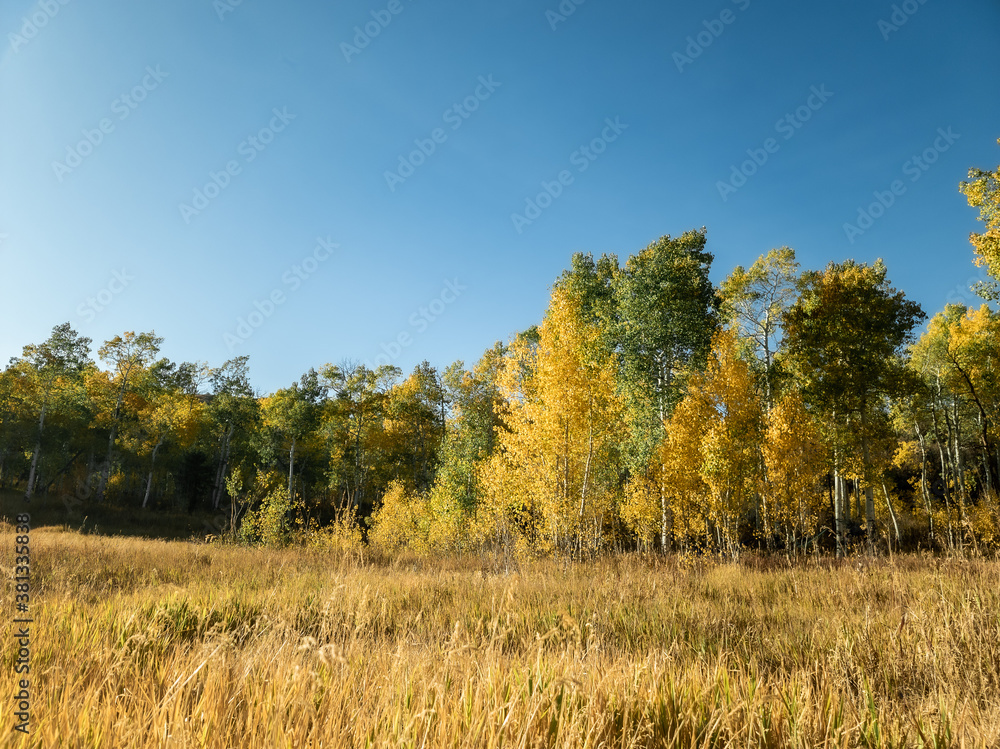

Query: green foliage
left=236, top=473, right=304, bottom=547
left=11, top=322, right=94, bottom=499
left=9, top=180, right=1000, bottom=559
left=720, top=247, right=799, bottom=407
left=783, top=260, right=926, bottom=550
left=614, top=229, right=721, bottom=473
left=320, top=362, right=401, bottom=514
left=783, top=260, right=925, bottom=418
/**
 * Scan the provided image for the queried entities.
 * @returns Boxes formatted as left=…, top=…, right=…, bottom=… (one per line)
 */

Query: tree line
left=3, top=140, right=999, bottom=558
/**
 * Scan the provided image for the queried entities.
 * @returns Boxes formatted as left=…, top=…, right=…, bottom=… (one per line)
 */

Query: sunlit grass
left=2, top=527, right=999, bottom=747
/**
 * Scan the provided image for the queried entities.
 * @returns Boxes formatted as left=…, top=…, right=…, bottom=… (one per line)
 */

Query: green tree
left=95, top=331, right=163, bottom=502
left=127, top=359, right=208, bottom=508
left=720, top=247, right=799, bottom=409
left=783, top=260, right=925, bottom=553
left=613, top=229, right=720, bottom=548
left=262, top=369, right=326, bottom=501
left=0, top=366, right=34, bottom=490
left=208, top=356, right=261, bottom=510
left=11, top=322, right=92, bottom=500
left=383, top=361, right=446, bottom=493
left=614, top=230, right=720, bottom=469
left=434, top=346, right=505, bottom=511
left=557, top=252, right=619, bottom=335
left=320, top=363, right=400, bottom=516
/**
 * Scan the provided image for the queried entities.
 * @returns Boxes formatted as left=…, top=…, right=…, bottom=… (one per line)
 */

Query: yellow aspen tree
left=367, top=480, right=432, bottom=555
left=946, top=306, right=1000, bottom=495
left=909, top=305, right=1000, bottom=547
left=658, top=377, right=712, bottom=550
left=478, top=285, right=623, bottom=556
left=910, top=305, right=1000, bottom=547
left=698, top=329, right=765, bottom=556
left=762, top=392, right=827, bottom=554
left=620, top=472, right=661, bottom=552
left=130, top=388, right=205, bottom=508
left=654, top=330, right=764, bottom=554
left=960, top=138, right=1000, bottom=301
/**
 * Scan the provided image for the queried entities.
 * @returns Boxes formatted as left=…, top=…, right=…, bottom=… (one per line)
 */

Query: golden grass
left=2, top=529, right=1000, bottom=748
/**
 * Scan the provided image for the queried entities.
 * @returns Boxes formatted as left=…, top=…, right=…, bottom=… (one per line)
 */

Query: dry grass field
left=2, top=525, right=1000, bottom=748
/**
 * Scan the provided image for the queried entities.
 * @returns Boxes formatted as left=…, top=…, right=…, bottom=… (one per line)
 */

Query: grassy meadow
left=2, top=511, right=1000, bottom=747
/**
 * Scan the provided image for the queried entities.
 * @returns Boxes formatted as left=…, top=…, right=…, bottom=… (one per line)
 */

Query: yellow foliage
left=308, top=504, right=365, bottom=557
left=966, top=498, right=1000, bottom=550
left=478, top=285, right=624, bottom=556
left=960, top=139, right=1000, bottom=294
left=762, top=391, right=827, bottom=546
left=620, top=473, right=661, bottom=551
left=659, top=377, right=711, bottom=545
left=657, top=330, right=764, bottom=553
left=366, top=479, right=476, bottom=557
left=426, top=481, right=471, bottom=553
left=892, top=440, right=922, bottom=473
left=700, top=330, right=765, bottom=552
left=367, top=480, right=433, bottom=555
left=237, top=472, right=304, bottom=547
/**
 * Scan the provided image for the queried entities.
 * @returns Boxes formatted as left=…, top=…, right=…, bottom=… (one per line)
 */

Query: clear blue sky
left=2, top=0, right=999, bottom=393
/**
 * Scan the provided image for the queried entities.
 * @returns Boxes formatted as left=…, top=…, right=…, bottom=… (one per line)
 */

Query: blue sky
left=2, top=0, right=999, bottom=393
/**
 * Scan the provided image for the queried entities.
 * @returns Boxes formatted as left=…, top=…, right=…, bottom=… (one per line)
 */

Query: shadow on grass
left=0, top=489, right=223, bottom=542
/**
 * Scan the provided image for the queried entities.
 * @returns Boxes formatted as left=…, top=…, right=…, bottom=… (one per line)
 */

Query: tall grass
left=2, top=527, right=999, bottom=747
